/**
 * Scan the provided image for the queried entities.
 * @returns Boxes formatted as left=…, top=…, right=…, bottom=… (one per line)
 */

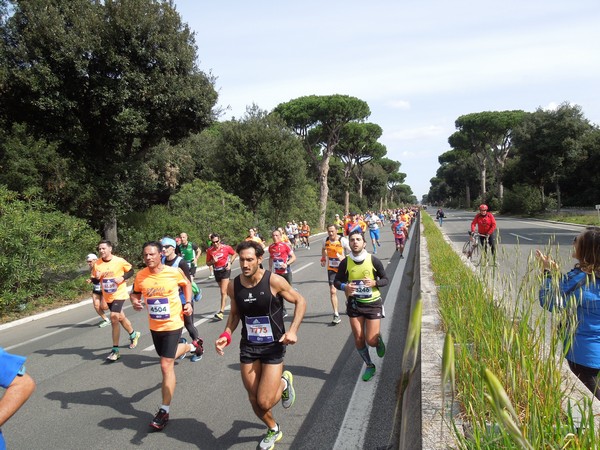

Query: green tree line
left=0, top=0, right=414, bottom=315
left=426, top=103, right=600, bottom=214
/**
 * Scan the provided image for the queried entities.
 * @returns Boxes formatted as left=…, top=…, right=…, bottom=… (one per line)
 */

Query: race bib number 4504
left=147, top=298, right=171, bottom=320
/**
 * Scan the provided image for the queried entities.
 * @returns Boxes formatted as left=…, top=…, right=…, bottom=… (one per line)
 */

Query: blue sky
left=174, top=1, right=600, bottom=201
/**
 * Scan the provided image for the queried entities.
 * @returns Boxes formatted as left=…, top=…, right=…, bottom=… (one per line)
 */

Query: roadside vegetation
left=426, top=105, right=600, bottom=217
left=423, top=212, right=599, bottom=448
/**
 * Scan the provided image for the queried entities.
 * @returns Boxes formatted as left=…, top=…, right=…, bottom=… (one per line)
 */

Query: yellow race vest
left=346, top=254, right=380, bottom=303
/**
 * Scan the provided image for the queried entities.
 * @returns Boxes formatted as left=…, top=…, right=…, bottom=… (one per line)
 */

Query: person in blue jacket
left=537, top=226, right=600, bottom=399
left=0, top=348, right=36, bottom=450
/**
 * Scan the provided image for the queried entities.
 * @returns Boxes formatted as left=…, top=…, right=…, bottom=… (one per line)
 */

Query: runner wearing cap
left=161, top=237, right=204, bottom=362
left=86, top=253, right=110, bottom=327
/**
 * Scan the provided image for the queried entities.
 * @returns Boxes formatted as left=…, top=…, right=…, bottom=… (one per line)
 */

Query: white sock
left=160, top=404, right=170, bottom=413
left=188, top=343, right=195, bottom=353
left=282, top=377, right=288, bottom=391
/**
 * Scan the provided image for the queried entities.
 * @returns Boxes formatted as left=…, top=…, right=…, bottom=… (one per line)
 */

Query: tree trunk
left=480, top=166, right=487, bottom=202
left=318, top=154, right=331, bottom=230
left=465, top=183, right=471, bottom=208
left=555, top=180, right=561, bottom=212
left=358, top=177, right=364, bottom=199
left=103, top=214, right=118, bottom=246
left=344, top=189, right=350, bottom=216
left=498, top=182, right=504, bottom=201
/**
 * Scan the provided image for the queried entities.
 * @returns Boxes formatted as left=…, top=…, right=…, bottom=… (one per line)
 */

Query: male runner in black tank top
left=215, top=241, right=306, bottom=450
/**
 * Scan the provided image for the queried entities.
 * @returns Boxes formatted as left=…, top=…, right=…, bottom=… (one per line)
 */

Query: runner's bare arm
left=272, top=275, right=306, bottom=343
left=215, top=282, right=241, bottom=355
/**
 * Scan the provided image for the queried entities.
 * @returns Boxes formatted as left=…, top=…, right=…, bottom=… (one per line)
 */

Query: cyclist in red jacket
left=470, top=204, right=497, bottom=257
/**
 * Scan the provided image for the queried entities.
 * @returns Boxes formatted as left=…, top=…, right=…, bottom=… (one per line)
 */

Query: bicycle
left=462, top=232, right=485, bottom=266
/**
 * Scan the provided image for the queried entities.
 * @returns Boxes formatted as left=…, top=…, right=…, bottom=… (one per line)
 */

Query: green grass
left=540, top=213, right=600, bottom=226
left=423, top=212, right=599, bottom=448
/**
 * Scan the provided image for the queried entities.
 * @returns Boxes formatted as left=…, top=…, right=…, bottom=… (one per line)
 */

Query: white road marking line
left=509, top=233, right=533, bottom=241
left=4, top=303, right=134, bottom=351
left=514, top=220, right=583, bottom=231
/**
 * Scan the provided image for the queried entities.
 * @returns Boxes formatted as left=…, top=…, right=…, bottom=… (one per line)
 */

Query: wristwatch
left=16, top=364, right=26, bottom=377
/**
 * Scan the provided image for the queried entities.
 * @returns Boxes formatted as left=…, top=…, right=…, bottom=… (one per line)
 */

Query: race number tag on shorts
left=245, top=316, right=274, bottom=343
left=351, top=281, right=372, bottom=299
left=328, top=257, right=340, bottom=268
left=147, top=298, right=171, bottom=320
left=102, top=278, right=117, bottom=293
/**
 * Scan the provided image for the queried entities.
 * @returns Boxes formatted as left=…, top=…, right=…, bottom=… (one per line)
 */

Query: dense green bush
left=118, top=180, right=255, bottom=263
left=501, top=184, right=544, bottom=215
left=0, top=186, right=99, bottom=315
left=117, top=204, right=189, bottom=265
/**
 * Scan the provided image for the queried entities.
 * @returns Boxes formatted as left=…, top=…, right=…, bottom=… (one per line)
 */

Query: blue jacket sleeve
left=539, top=269, right=588, bottom=312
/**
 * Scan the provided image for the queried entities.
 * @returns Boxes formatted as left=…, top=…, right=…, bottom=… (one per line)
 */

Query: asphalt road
left=1, top=224, right=413, bottom=450
left=436, top=209, right=585, bottom=282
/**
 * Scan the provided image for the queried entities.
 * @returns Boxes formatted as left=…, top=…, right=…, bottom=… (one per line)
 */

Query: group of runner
left=3, top=209, right=417, bottom=450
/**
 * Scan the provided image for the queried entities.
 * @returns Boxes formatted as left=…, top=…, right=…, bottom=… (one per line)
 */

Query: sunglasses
left=212, top=240, right=220, bottom=244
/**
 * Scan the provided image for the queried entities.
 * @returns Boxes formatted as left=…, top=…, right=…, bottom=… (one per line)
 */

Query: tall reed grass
left=423, top=213, right=598, bottom=448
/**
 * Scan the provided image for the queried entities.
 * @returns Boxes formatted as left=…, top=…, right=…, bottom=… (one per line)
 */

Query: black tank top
left=233, top=271, right=286, bottom=344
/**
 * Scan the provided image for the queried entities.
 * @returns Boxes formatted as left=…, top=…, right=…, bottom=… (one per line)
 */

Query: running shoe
left=281, top=371, right=295, bottom=409
left=282, top=308, right=289, bottom=319
left=259, top=427, right=283, bottom=450
left=214, top=311, right=224, bottom=320
left=400, top=254, right=404, bottom=259
left=98, top=318, right=111, bottom=328
left=331, top=314, right=341, bottom=325
left=129, top=331, right=141, bottom=349
left=208, top=274, right=215, bottom=279
left=178, top=338, right=187, bottom=360
left=106, top=350, right=120, bottom=362
left=150, top=408, right=169, bottom=431
left=376, top=335, right=386, bottom=358
left=191, top=338, right=204, bottom=362
left=362, top=364, right=376, bottom=382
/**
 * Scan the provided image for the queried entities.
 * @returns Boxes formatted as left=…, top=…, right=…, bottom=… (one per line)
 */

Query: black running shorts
left=214, top=268, right=231, bottom=282
left=327, top=270, right=337, bottom=286
left=107, top=299, right=126, bottom=313
left=346, top=297, right=383, bottom=320
left=151, top=328, right=183, bottom=359
left=239, top=341, right=286, bottom=364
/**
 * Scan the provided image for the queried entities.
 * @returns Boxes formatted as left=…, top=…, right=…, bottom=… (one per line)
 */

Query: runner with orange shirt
left=91, top=240, right=140, bottom=362
left=130, top=241, right=198, bottom=431
left=321, top=224, right=345, bottom=324
left=300, top=221, right=311, bottom=249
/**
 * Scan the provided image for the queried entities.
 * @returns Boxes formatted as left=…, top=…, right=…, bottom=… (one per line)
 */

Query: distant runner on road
left=321, top=224, right=345, bottom=324
left=334, top=230, right=389, bottom=382
left=206, top=234, right=237, bottom=320
left=85, top=253, right=110, bottom=328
